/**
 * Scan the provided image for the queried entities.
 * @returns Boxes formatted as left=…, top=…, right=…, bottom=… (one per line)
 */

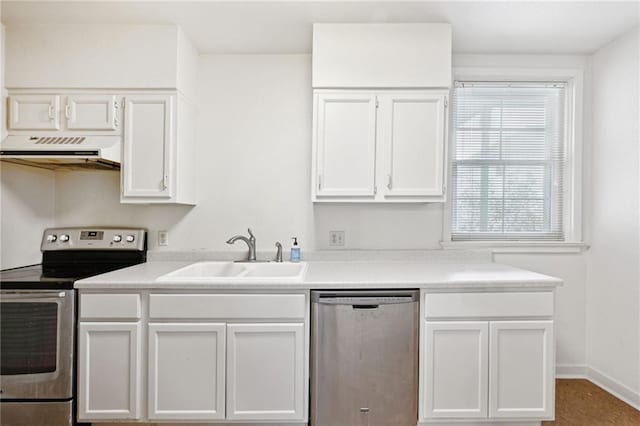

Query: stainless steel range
left=0, top=227, right=147, bottom=426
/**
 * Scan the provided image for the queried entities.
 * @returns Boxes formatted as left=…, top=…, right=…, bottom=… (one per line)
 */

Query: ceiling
left=2, top=1, right=638, bottom=55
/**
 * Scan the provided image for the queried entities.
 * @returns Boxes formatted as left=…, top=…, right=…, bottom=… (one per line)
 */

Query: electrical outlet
left=329, top=230, right=345, bottom=247
left=158, top=230, right=169, bottom=246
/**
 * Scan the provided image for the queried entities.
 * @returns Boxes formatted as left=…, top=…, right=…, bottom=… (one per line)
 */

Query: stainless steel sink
left=157, top=261, right=307, bottom=283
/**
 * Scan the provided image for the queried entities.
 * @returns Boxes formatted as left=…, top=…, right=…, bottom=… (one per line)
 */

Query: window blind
left=451, top=82, right=566, bottom=241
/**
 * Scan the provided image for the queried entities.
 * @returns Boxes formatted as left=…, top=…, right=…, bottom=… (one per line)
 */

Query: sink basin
left=242, top=262, right=307, bottom=279
left=157, top=261, right=307, bottom=283
left=158, top=262, right=245, bottom=280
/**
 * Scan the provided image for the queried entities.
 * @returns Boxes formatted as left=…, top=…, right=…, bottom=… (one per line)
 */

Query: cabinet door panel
left=489, top=321, right=554, bottom=418
left=67, top=95, right=118, bottom=131
left=148, top=323, right=225, bottom=420
left=122, top=94, right=172, bottom=198
left=423, top=321, right=488, bottom=419
left=77, top=322, right=141, bottom=420
left=8, top=95, right=60, bottom=130
left=381, top=93, right=445, bottom=198
left=315, top=93, right=377, bottom=197
left=226, top=323, right=305, bottom=421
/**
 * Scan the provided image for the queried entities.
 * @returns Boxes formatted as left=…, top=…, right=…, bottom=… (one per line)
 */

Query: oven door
left=0, top=290, right=74, bottom=400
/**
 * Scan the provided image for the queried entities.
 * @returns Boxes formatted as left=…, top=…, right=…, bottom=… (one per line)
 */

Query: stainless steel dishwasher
left=311, top=290, right=419, bottom=426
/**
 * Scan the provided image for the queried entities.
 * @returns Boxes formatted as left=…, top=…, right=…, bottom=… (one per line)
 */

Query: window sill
left=439, top=241, right=589, bottom=254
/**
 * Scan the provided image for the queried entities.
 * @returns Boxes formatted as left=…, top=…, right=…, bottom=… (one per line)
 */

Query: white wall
left=0, top=163, right=55, bottom=269
left=587, top=27, right=640, bottom=404
left=0, top=21, right=57, bottom=269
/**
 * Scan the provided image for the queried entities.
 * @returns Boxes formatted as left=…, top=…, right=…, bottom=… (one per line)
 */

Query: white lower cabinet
left=421, top=291, right=555, bottom=424
left=78, top=291, right=308, bottom=423
left=226, top=323, right=305, bottom=421
left=423, top=321, right=488, bottom=418
left=148, top=323, right=226, bottom=420
left=489, top=321, right=554, bottom=418
left=77, top=322, right=141, bottom=421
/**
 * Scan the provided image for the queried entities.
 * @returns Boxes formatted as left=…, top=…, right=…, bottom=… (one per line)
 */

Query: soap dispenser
left=290, top=237, right=301, bottom=262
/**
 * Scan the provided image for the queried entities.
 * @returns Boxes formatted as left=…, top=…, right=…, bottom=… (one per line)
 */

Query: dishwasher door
left=311, top=290, right=419, bottom=426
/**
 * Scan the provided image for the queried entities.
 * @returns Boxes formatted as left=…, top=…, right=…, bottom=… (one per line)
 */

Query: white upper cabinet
left=121, top=93, right=196, bottom=205
left=314, top=92, right=377, bottom=198
left=8, top=92, right=121, bottom=134
left=8, top=95, right=60, bottom=130
left=122, top=94, right=172, bottom=199
left=380, top=92, right=447, bottom=198
left=66, top=95, right=119, bottom=131
left=312, top=89, right=448, bottom=203
left=312, top=23, right=452, bottom=88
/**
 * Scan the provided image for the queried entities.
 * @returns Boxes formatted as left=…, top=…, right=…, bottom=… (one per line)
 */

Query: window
left=450, top=82, right=567, bottom=241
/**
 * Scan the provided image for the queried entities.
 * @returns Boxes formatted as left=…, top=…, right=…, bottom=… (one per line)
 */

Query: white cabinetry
left=121, top=93, right=196, bottom=204
left=423, top=321, right=488, bottom=418
left=8, top=93, right=120, bottom=132
left=226, top=323, right=305, bottom=420
left=78, top=291, right=308, bottom=424
left=148, top=323, right=226, bottom=420
left=312, top=90, right=448, bottom=203
left=8, top=95, right=61, bottom=130
left=380, top=93, right=446, bottom=198
left=489, top=321, right=554, bottom=418
left=77, top=322, right=141, bottom=421
left=420, top=291, right=555, bottom=424
left=66, top=94, right=119, bottom=130
left=314, top=92, right=377, bottom=197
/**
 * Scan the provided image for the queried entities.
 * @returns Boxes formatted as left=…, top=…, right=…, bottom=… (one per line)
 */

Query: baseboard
left=586, top=366, right=640, bottom=411
left=556, top=364, right=588, bottom=378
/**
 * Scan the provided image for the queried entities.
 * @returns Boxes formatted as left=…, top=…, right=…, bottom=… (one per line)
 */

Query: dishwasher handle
left=311, top=290, right=419, bottom=306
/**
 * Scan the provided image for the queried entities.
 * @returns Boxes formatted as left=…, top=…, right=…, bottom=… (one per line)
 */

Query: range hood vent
left=0, top=135, right=121, bottom=171
left=34, top=136, right=87, bottom=145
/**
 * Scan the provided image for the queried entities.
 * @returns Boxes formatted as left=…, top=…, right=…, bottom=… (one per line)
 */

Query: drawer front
left=424, top=292, right=553, bottom=319
left=149, top=294, right=306, bottom=320
left=80, top=293, right=141, bottom=320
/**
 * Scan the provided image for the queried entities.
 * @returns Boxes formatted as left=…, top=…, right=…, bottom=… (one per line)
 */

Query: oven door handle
left=1, top=291, right=67, bottom=299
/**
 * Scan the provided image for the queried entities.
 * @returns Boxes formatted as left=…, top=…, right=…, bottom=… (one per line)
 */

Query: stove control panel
left=41, top=228, right=146, bottom=251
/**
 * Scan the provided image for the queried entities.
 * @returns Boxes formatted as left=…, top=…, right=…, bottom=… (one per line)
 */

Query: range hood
left=0, top=135, right=121, bottom=170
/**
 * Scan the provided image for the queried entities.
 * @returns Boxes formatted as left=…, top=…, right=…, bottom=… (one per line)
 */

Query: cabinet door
left=148, top=323, right=226, bottom=420
left=314, top=92, right=377, bottom=198
left=77, top=322, right=141, bottom=420
left=423, top=321, right=488, bottom=419
left=226, top=323, right=305, bottom=421
left=122, top=94, right=173, bottom=199
left=380, top=93, right=446, bottom=198
left=8, top=95, right=60, bottom=130
left=66, top=95, right=119, bottom=130
left=489, top=321, right=554, bottom=419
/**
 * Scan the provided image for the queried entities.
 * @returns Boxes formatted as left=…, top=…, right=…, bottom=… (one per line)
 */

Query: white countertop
left=75, top=260, right=562, bottom=290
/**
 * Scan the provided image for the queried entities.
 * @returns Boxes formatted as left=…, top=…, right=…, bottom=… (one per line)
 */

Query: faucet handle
left=247, top=228, right=255, bottom=239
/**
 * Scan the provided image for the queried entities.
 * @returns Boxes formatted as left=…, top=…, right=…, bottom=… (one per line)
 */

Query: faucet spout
left=226, top=230, right=257, bottom=261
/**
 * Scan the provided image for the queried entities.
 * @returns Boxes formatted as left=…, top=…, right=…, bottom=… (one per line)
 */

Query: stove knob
left=113, top=235, right=122, bottom=243
left=125, top=235, right=135, bottom=243
left=59, top=234, right=70, bottom=242
left=46, top=234, right=57, bottom=243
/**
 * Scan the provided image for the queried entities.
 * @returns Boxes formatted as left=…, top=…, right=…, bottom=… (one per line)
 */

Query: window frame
left=442, top=67, right=585, bottom=252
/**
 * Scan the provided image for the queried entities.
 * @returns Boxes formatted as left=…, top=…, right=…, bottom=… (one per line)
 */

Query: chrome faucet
left=275, top=242, right=283, bottom=263
left=226, top=228, right=257, bottom=262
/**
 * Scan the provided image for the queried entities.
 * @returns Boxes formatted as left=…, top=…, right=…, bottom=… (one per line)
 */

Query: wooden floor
left=543, top=379, right=640, bottom=425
